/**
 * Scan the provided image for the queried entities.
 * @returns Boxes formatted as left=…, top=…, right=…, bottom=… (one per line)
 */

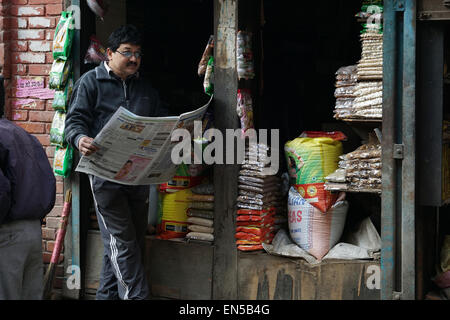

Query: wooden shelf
left=339, top=118, right=382, bottom=123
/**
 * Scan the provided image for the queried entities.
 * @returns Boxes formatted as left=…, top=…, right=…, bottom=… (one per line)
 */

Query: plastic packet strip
left=238, top=184, right=279, bottom=194
left=186, top=232, right=214, bottom=242
left=188, top=224, right=214, bottom=234
left=189, top=201, right=214, bottom=210
left=187, top=208, right=214, bottom=219
left=335, top=65, right=358, bottom=76
left=191, top=183, right=214, bottom=195
left=239, top=169, right=268, bottom=177
left=237, top=244, right=264, bottom=251
left=238, top=175, right=278, bottom=184
left=188, top=194, right=214, bottom=202
left=237, top=179, right=279, bottom=189
left=238, top=189, right=281, bottom=200
left=187, top=216, right=213, bottom=227
left=346, top=169, right=381, bottom=178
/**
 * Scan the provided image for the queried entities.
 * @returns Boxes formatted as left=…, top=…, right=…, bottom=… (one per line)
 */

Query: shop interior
left=70, top=0, right=450, bottom=299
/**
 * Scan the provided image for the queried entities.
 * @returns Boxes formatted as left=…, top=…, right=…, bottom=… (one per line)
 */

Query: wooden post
left=212, top=0, right=239, bottom=299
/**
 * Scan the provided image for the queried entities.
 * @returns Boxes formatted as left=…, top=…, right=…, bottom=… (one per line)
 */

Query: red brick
left=12, top=51, right=45, bottom=64
left=30, top=0, right=61, bottom=4
left=28, top=16, right=55, bottom=29
left=12, top=64, right=28, bottom=76
left=45, top=122, right=51, bottom=133
left=33, top=133, right=50, bottom=146
left=29, top=40, right=51, bottom=52
left=28, top=63, right=52, bottom=75
left=12, top=98, right=45, bottom=110
left=15, top=121, right=45, bottom=133
left=42, top=227, right=56, bottom=240
left=46, top=4, right=63, bottom=16
left=45, top=29, right=54, bottom=41
left=11, top=40, right=28, bottom=52
left=45, top=217, right=61, bottom=229
left=46, top=240, right=55, bottom=252
left=42, top=251, right=64, bottom=264
left=10, top=0, right=28, bottom=5
left=47, top=205, right=62, bottom=217
left=45, top=51, right=53, bottom=63
left=54, top=192, right=63, bottom=206
left=12, top=29, right=45, bottom=40
left=10, top=5, right=45, bottom=16
left=56, top=181, right=63, bottom=193
left=11, top=110, right=28, bottom=121
left=5, top=17, right=28, bottom=28
left=29, top=110, right=54, bottom=122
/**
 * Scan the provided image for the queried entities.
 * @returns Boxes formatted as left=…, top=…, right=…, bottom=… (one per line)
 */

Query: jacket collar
left=95, top=61, right=139, bottom=81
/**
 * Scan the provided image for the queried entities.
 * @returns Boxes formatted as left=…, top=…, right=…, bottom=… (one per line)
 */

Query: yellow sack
left=284, top=137, right=342, bottom=185
left=157, top=188, right=193, bottom=239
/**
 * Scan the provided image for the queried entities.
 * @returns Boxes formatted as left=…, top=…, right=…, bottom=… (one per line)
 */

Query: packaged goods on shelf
left=236, top=143, right=284, bottom=251
left=325, top=143, right=382, bottom=192
left=186, top=189, right=215, bottom=243
left=334, top=65, right=358, bottom=120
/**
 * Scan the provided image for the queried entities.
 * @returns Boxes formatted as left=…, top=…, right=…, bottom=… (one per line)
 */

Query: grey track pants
left=0, top=219, right=43, bottom=300
left=89, top=175, right=150, bottom=300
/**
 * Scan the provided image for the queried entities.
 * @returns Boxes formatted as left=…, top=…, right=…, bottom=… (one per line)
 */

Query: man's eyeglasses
left=116, top=51, right=143, bottom=59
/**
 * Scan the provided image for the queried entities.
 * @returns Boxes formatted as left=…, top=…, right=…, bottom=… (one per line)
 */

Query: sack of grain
left=288, top=187, right=348, bottom=260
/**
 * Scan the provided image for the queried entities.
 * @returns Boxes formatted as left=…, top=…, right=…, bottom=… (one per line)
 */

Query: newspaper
left=75, top=97, right=212, bottom=185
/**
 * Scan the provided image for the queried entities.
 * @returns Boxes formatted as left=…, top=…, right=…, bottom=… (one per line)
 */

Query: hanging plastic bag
left=52, top=75, right=73, bottom=112
left=203, top=56, right=214, bottom=96
left=53, top=11, right=75, bottom=60
left=53, top=145, right=73, bottom=177
left=237, top=88, right=254, bottom=135
left=49, top=59, right=72, bottom=90
left=84, top=35, right=108, bottom=64
left=236, top=31, right=255, bottom=80
left=198, top=35, right=214, bottom=76
left=50, top=111, right=66, bottom=147
left=87, top=0, right=108, bottom=19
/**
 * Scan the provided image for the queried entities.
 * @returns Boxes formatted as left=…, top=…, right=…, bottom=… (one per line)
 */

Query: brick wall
left=0, top=0, right=66, bottom=295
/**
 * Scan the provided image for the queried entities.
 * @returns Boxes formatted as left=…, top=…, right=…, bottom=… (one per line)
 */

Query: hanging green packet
left=52, top=75, right=74, bottom=111
left=49, top=58, right=72, bottom=90
left=53, top=145, right=73, bottom=177
left=50, top=111, right=66, bottom=147
left=203, top=56, right=214, bottom=96
left=53, top=11, right=75, bottom=60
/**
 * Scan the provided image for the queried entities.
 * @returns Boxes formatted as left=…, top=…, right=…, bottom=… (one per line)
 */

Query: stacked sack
left=236, top=143, right=282, bottom=251
left=285, top=132, right=349, bottom=260
left=186, top=183, right=215, bottom=243
left=354, top=22, right=383, bottom=119
left=333, top=65, right=358, bottom=120
left=325, top=143, right=382, bottom=192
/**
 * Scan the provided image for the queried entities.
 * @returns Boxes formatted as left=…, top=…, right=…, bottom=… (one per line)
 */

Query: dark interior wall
left=260, top=0, right=362, bottom=136
left=127, top=0, right=214, bottom=116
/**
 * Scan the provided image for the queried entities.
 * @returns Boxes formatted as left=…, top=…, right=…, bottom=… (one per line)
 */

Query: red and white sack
left=288, top=187, right=348, bottom=260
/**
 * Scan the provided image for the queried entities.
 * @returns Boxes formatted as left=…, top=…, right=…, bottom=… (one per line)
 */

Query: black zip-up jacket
left=65, top=62, right=168, bottom=149
left=0, top=119, right=56, bottom=225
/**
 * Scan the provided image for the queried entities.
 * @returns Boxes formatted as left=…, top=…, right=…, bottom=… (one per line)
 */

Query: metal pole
left=401, top=0, right=416, bottom=300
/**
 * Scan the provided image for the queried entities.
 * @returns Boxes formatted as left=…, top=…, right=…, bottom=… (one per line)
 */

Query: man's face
left=107, top=43, right=142, bottom=79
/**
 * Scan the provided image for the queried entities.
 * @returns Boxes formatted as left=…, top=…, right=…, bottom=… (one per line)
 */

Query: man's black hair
left=107, top=24, right=142, bottom=52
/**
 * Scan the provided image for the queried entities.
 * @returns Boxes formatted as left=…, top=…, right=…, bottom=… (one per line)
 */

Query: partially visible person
left=0, top=73, right=56, bottom=299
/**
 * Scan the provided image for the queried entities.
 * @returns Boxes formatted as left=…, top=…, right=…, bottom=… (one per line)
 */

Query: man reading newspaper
left=65, top=25, right=168, bottom=300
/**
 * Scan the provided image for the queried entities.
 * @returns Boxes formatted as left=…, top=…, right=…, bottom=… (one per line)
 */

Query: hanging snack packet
left=236, top=31, right=255, bottom=80
left=203, top=56, right=214, bottom=96
left=198, top=35, right=214, bottom=76
left=50, top=111, right=66, bottom=147
left=49, top=59, right=72, bottom=90
left=53, top=11, right=75, bottom=60
left=52, top=75, right=74, bottom=112
left=84, top=35, right=108, bottom=64
left=236, top=88, right=254, bottom=134
left=53, top=145, right=73, bottom=177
